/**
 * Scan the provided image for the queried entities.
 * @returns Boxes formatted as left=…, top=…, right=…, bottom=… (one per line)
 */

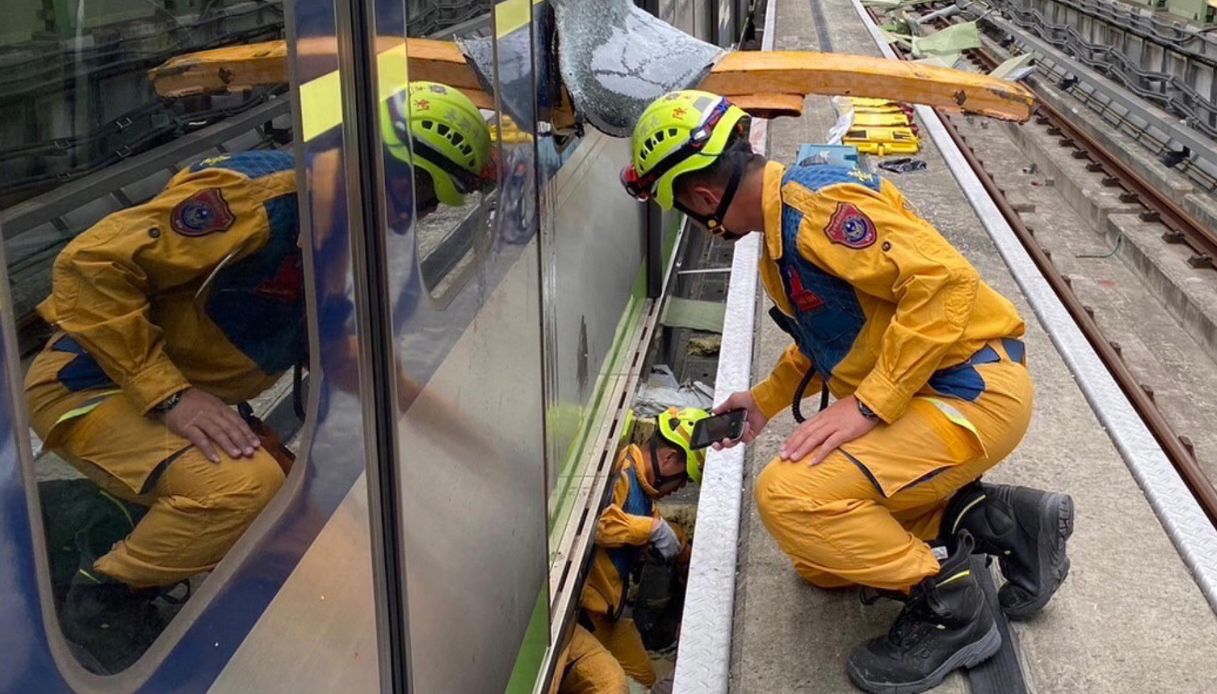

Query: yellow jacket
left=751, top=161, right=1024, bottom=423
left=35, top=151, right=302, bottom=422
left=580, top=444, right=662, bottom=618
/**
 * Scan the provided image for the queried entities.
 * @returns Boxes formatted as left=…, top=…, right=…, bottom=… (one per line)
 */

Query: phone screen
left=690, top=410, right=748, bottom=450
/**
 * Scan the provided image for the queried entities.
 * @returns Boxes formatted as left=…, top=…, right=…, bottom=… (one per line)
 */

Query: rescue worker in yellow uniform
left=548, top=625, right=629, bottom=694
left=24, top=81, right=491, bottom=660
left=621, top=91, right=1075, bottom=693
left=580, top=407, right=709, bottom=688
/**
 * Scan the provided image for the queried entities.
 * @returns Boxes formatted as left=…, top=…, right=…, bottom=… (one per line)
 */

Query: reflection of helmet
left=657, top=407, right=711, bottom=483
left=382, top=81, right=491, bottom=206
left=621, top=90, right=749, bottom=214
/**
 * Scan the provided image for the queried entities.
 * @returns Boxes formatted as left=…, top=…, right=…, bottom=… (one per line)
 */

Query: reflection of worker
left=621, top=91, right=1075, bottom=693
left=548, top=625, right=629, bottom=694
left=580, top=407, right=708, bottom=687
left=23, top=81, right=490, bottom=661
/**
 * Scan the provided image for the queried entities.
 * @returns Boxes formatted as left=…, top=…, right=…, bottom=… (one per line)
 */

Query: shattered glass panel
left=458, top=28, right=532, bottom=133
left=553, top=0, right=725, bottom=136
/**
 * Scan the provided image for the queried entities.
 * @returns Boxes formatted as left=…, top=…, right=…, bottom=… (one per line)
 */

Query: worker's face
left=384, top=167, right=439, bottom=224
left=675, top=182, right=750, bottom=241
left=653, top=447, right=689, bottom=497
left=411, top=172, right=439, bottom=217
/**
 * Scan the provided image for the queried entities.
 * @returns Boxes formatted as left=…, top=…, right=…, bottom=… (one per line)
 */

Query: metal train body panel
left=0, top=0, right=741, bottom=691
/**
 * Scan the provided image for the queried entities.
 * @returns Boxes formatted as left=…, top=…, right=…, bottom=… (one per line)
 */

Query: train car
left=0, top=0, right=749, bottom=692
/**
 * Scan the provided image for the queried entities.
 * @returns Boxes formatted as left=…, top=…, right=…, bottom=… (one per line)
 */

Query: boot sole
left=846, top=623, right=1002, bottom=694
left=1002, top=492, right=1074, bottom=620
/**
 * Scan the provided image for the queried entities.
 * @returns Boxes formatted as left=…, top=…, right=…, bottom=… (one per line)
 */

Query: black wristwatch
left=152, top=390, right=185, bottom=416
left=857, top=399, right=879, bottom=421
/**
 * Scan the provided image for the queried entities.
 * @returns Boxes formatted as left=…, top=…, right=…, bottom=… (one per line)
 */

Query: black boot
left=61, top=570, right=164, bottom=674
left=847, top=531, right=1000, bottom=694
left=941, top=481, right=1074, bottom=620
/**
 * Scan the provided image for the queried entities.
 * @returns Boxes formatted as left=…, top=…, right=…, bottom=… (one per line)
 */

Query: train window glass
left=373, top=2, right=550, bottom=690
left=402, top=4, right=498, bottom=302
left=0, top=0, right=322, bottom=677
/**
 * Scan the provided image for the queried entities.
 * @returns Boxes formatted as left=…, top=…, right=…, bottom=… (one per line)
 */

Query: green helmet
left=382, top=81, right=491, bottom=207
left=657, top=406, right=711, bottom=483
left=620, top=90, right=750, bottom=218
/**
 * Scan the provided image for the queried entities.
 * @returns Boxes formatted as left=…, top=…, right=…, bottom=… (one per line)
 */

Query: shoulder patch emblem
left=823, top=202, right=877, bottom=249
left=171, top=188, right=235, bottom=237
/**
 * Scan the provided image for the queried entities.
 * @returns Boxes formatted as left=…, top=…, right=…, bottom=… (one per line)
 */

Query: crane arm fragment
left=148, top=41, right=1032, bottom=123
left=700, top=50, right=1034, bottom=122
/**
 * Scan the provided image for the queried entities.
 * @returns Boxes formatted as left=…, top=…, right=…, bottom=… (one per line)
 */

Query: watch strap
left=856, top=398, right=879, bottom=421
left=152, top=389, right=185, bottom=415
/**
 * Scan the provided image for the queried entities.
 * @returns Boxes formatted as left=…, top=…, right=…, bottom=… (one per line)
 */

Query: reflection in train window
left=396, top=37, right=500, bottom=301
left=1, top=0, right=310, bottom=675
left=417, top=187, right=495, bottom=301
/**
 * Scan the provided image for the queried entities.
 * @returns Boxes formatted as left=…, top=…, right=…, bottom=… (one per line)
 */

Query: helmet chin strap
left=675, top=160, right=745, bottom=236
left=648, top=438, right=687, bottom=491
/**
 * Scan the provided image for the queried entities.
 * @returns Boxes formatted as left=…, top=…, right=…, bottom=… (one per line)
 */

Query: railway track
left=870, top=5, right=1217, bottom=525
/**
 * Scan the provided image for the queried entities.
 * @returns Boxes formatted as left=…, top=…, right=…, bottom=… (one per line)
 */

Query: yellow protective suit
left=25, top=151, right=301, bottom=587
left=548, top=625, right=629, bottom=694
left=579, top=444, right=664, bottom=687
left=750, top=161, right=1033, bottom=591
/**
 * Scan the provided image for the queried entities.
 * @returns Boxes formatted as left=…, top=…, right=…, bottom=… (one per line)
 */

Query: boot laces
left=885, top=592, right=941, bottom=649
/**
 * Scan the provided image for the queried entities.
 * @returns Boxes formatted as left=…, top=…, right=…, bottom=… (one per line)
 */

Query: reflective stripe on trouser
left=585, top=611, right=657, bottom=688
left=755, top=352, right=1033, bottom=592
left=555, top=625, right=630, bottom=694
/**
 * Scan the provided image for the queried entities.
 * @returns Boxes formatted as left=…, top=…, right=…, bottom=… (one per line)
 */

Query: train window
left=0, top=0, right=337, bottom=679
left=370, top=2, right=550, bottom=691
left=402, top=7, right=500, bottom=303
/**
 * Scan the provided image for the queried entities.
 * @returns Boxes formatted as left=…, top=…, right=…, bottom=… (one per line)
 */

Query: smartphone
left=690, top=409, right=748, bottom=450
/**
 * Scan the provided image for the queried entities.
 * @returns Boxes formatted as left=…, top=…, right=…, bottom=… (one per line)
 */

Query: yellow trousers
left=26, top=347, right=284, bottom=589
left=553, top=625, right=629, bottom=694
left=755, top=350, right=1033, bottom=592
left=585, top=612, right=657, bottom=688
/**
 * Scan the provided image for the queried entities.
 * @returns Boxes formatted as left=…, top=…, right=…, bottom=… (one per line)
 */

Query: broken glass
left=552, top=0, right=725, bottom=136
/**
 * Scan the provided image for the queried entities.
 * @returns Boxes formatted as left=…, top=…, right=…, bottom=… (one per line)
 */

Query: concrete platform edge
left=671, top=2, right=775, bottom=691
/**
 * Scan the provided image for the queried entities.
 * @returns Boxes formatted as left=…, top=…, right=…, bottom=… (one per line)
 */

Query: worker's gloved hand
left=650, top=518, right=682, bottom=561
left=161, top=387, right=261, bottom=463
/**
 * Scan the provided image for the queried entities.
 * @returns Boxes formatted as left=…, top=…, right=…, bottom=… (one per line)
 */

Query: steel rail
left=951, top=33, right=1217, bottom=269
left=881, top=8, right=1217, bottom=526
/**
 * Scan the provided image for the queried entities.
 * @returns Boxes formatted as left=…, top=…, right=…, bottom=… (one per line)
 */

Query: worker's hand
left=649, top=517, right=682, bottom=561
left=162, top=388, right=260, bottom=463
left=710, top=390, right=768, bottom=450
left=676, top=540, right=692, bottom=567
left=780, top=395, right=878, bottom=466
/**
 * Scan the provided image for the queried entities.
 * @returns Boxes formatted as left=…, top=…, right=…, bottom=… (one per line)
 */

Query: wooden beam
left=149, top=40, right=1031, bottom=123
left=149, top=37, right=483, bottom=99
left=149, top=41, right=287, bottom=98
left=701, top=50, right=1035, bottom=122
left=730, top=93, right=805, bottom=120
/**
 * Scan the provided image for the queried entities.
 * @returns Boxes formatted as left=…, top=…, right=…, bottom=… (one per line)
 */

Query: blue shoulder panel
left=783, top=163, right=882, bottom=193
left=190, top=151, right=295, bottom=180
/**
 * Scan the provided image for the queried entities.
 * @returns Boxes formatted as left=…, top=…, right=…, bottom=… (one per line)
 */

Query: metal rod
left=937, top=112, right=1217, bottom=526
left=889, top=9, right=1217, bottom=526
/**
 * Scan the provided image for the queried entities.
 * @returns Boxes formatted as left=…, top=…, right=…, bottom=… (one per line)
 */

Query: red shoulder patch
left=823, top=202, right=877, bottom=249
left=171, top=188, right=235, bottom=237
